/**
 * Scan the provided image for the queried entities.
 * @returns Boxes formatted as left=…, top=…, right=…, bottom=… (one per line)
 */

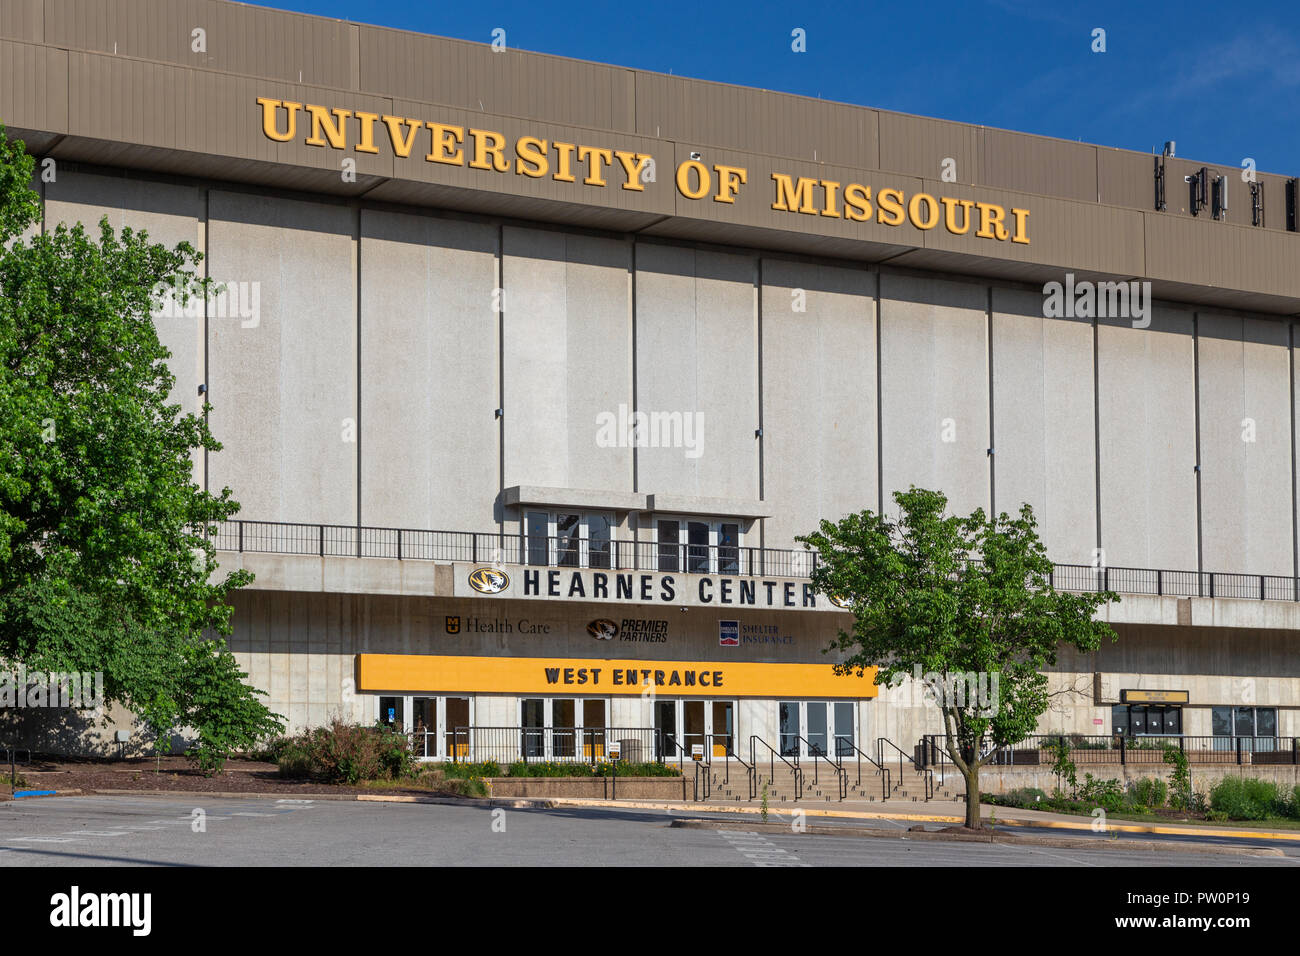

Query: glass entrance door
left=833, top=702, right=856, bottom=757
left=654, top=700, right=677, bottom=759
left=412, top=697, right=435, bottom=758
left=583, top=700, right=607, bottom=760
left=712, top=701, right=734, bottom=757
left=521, top=698, right=545, bottom=758
left=806, top=702, right=828, bottom=756
left=683, top=701, right=707, bottom=760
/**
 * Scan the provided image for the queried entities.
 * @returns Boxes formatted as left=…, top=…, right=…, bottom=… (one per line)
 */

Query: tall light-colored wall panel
left=635, top=244, right=758, bottom=501
left=207, top=191, right=356, bottom=525
left=1198, top=314, right=1292, bottom=576
left=760, top=259, right=877, bottom=550
left=44, top=168, right=206, bottom=483
left=361, top=210, right=499, bottom=531
left=991, top=288, right=1096, bottom=564
left=1097, top=308, right=1198, bottom=569
left=502, top=227, right=633, bottom=495
left=879, top=273, right=989, bottom=519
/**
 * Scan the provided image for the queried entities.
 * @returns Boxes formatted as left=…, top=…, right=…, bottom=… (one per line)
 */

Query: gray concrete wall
left=1097, top=307, right=1199, bottom=569
left=206, top=191, right=357, bottom=524
left=360, top=210, right=499, bottom=531
left=759, top=259, right=877, bottom=551
left=44, top=168, right=207, bottom=487
left=503, top=227, right=633, bottom=495
left=878, top=273, right=990, bottom=519
left=991, top=287, right=1097, bottom=564
left=635, top=244, right=759, bottom=501
left=32, top=170, right=1300, bottom=583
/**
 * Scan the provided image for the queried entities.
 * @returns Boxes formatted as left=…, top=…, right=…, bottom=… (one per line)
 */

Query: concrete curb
left=546, top=796, right=1300, bottom=842
left=670, top=818, right=1286, bottom=857
left=82, top=787, right=557, bottom=809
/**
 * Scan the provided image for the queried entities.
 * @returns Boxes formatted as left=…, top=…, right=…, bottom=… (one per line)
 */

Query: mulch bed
left=4, top=755, right=463, bottom=799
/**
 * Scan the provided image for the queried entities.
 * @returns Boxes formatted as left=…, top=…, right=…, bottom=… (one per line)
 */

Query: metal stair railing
left=876, top=737, right=934, bottom=801
left=835, top=739, right=891, bottom=802
left=790, top=735, right=847, bottom=801
left=749, top=735, right=803, bottom=801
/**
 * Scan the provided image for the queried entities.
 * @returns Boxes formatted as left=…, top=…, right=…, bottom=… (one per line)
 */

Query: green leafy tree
left=0, top=123, right=281, bottom=769
left=798, top=487, right=1119, bottom=829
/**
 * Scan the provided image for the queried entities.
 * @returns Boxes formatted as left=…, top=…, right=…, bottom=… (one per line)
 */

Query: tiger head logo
left=468, top=567, right=510, bottom=594
left=587, top=619, right=618, bottom=641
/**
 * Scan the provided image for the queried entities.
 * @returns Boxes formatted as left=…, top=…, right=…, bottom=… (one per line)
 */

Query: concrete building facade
left=4, top=0, right=1300, bottom=765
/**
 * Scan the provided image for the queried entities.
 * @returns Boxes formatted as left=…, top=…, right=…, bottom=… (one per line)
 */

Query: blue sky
left=262, top=0, right=1298, bottom=175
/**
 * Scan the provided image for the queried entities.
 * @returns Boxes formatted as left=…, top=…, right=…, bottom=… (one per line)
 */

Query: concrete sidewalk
left=547, top=794, right=1300, bottom=843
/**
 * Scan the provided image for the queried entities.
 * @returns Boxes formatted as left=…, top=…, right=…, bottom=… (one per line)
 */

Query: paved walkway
left=547, top=793, right=1300, bottom=843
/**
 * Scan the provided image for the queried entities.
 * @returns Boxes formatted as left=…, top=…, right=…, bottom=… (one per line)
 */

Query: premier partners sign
left=453, top=564, right=844, bottom=612
left=256, top=97, right=1029, bottom=246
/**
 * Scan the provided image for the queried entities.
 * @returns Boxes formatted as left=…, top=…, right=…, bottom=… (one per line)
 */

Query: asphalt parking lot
left=1, top=795, right=1296, bottom=867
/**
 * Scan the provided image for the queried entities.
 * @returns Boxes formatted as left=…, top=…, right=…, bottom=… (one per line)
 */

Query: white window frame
left=653, top=515, right=744, bottom=575
left=523, top=510, right=615, bottom=569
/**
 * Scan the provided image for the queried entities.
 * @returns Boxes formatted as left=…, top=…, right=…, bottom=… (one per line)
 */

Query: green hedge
left=429, top=760, right=681, bottom=779
left=1209, top=777, right=1300, bottom=821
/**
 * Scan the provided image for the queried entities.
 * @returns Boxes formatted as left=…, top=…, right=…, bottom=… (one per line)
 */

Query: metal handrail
left=212, top=518, right=1300, bottom=600
left=835, top=738, right=891, bottom=802
left=789, top=734, right=847, bottom=801
left=877, top=737, right=934, bottom=801
left=750, top=735, right=803, bottom=801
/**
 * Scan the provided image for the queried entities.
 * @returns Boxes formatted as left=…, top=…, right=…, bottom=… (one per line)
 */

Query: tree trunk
left=965, top=768, right=982, bottom=829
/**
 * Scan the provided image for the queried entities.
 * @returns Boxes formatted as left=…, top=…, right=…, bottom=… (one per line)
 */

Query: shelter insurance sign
left=256, top=98, right=1029, bottom=246
left=453, top=564, right=846, bottom=613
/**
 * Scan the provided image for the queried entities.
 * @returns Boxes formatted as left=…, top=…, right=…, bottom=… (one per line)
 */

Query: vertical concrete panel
left=1198, top=314, right=1292, bottom=576
left=207, top=191, right=357, bottom=525
left=565, top=233, right=633, bottom=493
left=43, top=169, right=206, bottom=484
left=991, top=288, right=1096, bottom=564
left=502, top=226, right=633, bottom=494
left=636, top=243, right=757, bottom=500
left=1097, top=307, right=1198, bottom=569
left=360, top=210, right=499, bottom=531
left=503, top=226, right=567, bottom=490
left=879, top=273, right=989, bottom=518
left=760, top=259, right=877, bottom=550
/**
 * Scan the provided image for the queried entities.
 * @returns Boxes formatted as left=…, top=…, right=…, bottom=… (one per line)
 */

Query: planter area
left=484, top=775, right=690, bottom=800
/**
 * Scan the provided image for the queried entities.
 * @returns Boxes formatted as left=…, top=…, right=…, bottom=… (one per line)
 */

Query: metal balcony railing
left=211, top=518, right=1300, bottom=600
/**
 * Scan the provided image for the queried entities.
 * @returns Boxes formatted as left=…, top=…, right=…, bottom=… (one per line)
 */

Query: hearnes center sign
left=455, top=564, right=844, bottom=612
left=256, top=97, right=1030, bottom=246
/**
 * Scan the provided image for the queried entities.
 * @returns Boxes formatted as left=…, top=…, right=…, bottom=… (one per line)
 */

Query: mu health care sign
left=357, top=654, right=877, bottom=698
left=454, top=563, right=844, bottom=612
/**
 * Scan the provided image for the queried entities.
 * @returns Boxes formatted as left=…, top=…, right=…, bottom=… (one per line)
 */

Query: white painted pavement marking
left=717, top=830, right=810, bottom=867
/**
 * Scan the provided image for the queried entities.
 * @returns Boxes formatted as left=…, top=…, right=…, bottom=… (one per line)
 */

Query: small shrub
left=1128, top=776, right=1168, bottom=810
left=437, top=761, right=502, bottom=779
left=277, top=742, right=313, bottom=779
left=1163, top=744, right=1192, bottom=810
left=444, top=777, right=490, bottom=798
left=1209, top=777, right=1280, bottom=821
left=1044, top=738, right=1077, bottom=796
left=1078, top=774, right=1125, bottom=814
left=273, top=720, right=418, bottom=784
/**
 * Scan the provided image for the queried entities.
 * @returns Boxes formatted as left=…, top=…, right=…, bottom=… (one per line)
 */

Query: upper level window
left=655, top=517, right=741, bottom=574
left=1212, top=706, right=1276, bottom=738
left=524, top=511, right=612, bottom=569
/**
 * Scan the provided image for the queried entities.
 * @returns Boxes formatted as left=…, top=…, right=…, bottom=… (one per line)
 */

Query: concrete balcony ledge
left=215, top=551, right=1300, bottom=629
